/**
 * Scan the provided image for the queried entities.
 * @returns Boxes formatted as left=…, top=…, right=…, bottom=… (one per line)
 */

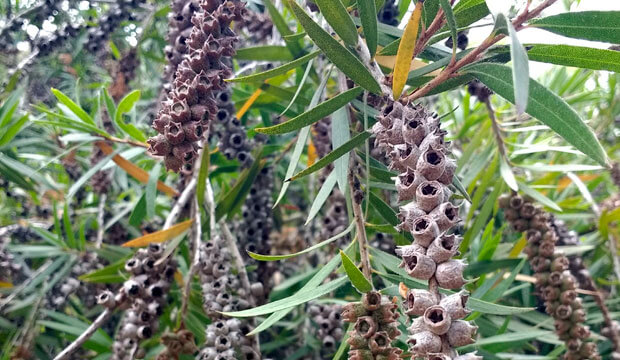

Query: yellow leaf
left=0, top=281, right=13, bottom=288
left=307, top=138, right=317, bottom=167
left=236, top=88, right=263, bottom=119
left=557, top=174, right=599, bottom=190
left=392, top=1, right=424, bottom=99
left=96, top=141, right=178, bottom=197
left=376, top=56, right=435, bottom=75
left=174, top=269, right=184, bottom=287
left=508, top=234, right=527, bottom=258
left=122, top=219, right=194, bottom=247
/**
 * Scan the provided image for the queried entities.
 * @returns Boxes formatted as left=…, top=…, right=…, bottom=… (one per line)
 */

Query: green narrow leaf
left=499, top=155, right=518, bottom=191
left=0, top=91, right=21, bottom=128
left=368, top=191, right=398, bottom=226
left=256, top=87, right=362, bottom=135
left=196, top=147, right=210, bottom=213
left=235, top=45, right=293, bottom=61
left=249, top=222, right=354, bottom=261
left=452, top=175, right=473, bottom=203
left=331, top=105, right=351, bottom=193
left=275, top=67, right=332, bottom=206
left=289, top=131, right=371, bottom=182
left=145, top=163, right=161, bottom=219
left=525, top=44, right=620, bottom=73
left=228, top=50, right=320, bottom=83
left=517, top=182, right=562, bottom=212
left=314, top=0, right=358, bottom=47
left=264, top=0, right=304, bottom=57
left=62, top=202, right=76, bottom=249
left=0, top=114, right=28, bottom=146
left=358, top=0, right=378, bottom=57
left=340, top=250, right=373, bottom=293
left=222, top=277, right=348, bottom=317
left=102, top=89, right=117, bottom=124
left=114, top=90, right=146, bottom=142
left=464, top=63, right=608, bottom=167
left=289, top=0, right=382, bottom=94
left=529, top=11, right=620, bottom=44
left=128, top=194, right=147, bottom=227
left=51, top=88, right=95, bottom=126
left=305, top=170, right=337, bottom=225
left=438, top=0, right=457, bottom=55
left=248, top=249, right=346, bottom=335
left=215, top=157, right=263, bottom=220
left=505, top=15, right=529, bottom=115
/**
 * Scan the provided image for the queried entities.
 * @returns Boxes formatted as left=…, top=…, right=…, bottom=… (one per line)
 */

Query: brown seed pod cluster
left=371, top=101, right=480, bottom=359
left=163, top=0, right=200, bottom=89
left=148, top=0, right=246, bottom=173
left=342, top=291, right=402, bottom=360
left=101, top=243, right=177, bottom=360
left=198, top=237, right=261, bottom=359
left=499, top=194, right=601, bottom=360
left=308, top=303, right=344, bottom=354
left=235, top=9, right=273, bottom=44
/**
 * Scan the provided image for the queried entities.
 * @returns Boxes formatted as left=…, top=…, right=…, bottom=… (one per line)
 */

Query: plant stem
left=178, top=197, right=202, bottom=324
left=164, top=178, right=196, bottom=229
left=485, top=99, right=507, bottom=158
left=404, top=0, right=557, bottom=103
left=348, top=164, right=372, bottom=281
left=52, top=309, right=113, bottom=360
left=95, top=194, right=106, bottom=249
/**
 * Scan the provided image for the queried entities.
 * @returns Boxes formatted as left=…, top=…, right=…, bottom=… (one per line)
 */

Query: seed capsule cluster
left=214, top=89, right=254, bottom=166
left=163, top=0, right=200, bottom=90
left=85, top=0, right=145, bottom=53
left=198, top=237, right=261, bottom=359
left=342, top=291, right=402, bottom=360
left=378, top=0, right=399, bottom=26
left=237, top=166, right=274, bottom=288
left=149, top=0, right=246, bottom=173
left=235, top=10, right=273, bottom=43
left=105, top=243, right=177, bottom=360
left=550, top=216, right=594, bottom=290
left=197, top=318, right=259, bottom=360
left=404, top=289, right=479, bottom=359
left=499, top=194, right=601, bottom=360
left=199, top=237, right=264, bottom=316
left=371, top=101, right=481, bottom=359
left=308, top=303, right=344, bottom=354
left=46, top=252, right=105, bottom=309
left=320, top=192, right=349, bottom=246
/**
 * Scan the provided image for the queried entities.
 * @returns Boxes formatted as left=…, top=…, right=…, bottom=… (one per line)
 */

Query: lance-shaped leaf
left=314, top=0, right=358, bottom=47
left=504, top=14, right=529, bottom=115
left=340, top=250, right=373, bottom=293
left=121, top=219, right=194, bottom=247
left=51, top=88, right=96, bottom=126
left=264, top=0, right=304, bottom=57
left=289, top=0, right=381, bottom=94
left=358, top=0, right=378, bottom=57
left=228, top=50, right=320, bottom=83
left=526, top=45, right=620, bottom=73
left=392, top=0, right=423, bottom=98
left=249, top=222, right=354, bottom=261
left=215, top=157, right=264, bottom=220
left=438, top=0, right=457, bottom=55
left=235, top=45, right=293, bottom=61
left=529, top=11, right=620, bottom=44
left=288, top=131, right=372, bottom=181
left=96, top=141, right=179, bottom=196
left=463, top=63, right=608, bottom=167
left=115, top=90, right=146, bottom=142
left=256, top=87, right=363, bottom=135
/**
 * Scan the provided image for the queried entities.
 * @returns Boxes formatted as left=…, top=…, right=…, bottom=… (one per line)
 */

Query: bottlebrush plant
left=0, top=0, right=619, bottom=360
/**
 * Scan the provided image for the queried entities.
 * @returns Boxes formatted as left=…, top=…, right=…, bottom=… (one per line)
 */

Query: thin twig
left=348, top=164, right=372, bottom=281
left=485, top=99, right=507, bottom=158
left=164, top=178, right=196, bottom=229
left=0, top=260, right=52, bottom=312
left=95, top=194, right=106, bottom=249
left=355, top=34, right=391, bottom=96
left=404, top=0, right=558, bottom=103
left=218, top=220, right=255, bottom=308
left=52, top=309, right=113, bottom=360
left=102, top=135, right=149, bottom=148
left=179, top=197, right=202, bottom=323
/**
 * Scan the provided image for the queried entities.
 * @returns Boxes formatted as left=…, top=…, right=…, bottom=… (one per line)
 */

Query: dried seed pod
left=405, top=289, right=438, bottom=316
left=411, top=216, right=440, bottom=247
left=423, top=305, right=452, bottom=335
left=407, top=331, right=442, bottom=355
left=427, top=234, right=461, bottom=264
left=439, top=290, right=470, bottom=320
left=416, top=181, right=444, bottom=212
left=435, top=260, right=467, bottom=289
left=401, top=252, right=436, bottom=280
left=446, top=320, right=478, bottom=347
